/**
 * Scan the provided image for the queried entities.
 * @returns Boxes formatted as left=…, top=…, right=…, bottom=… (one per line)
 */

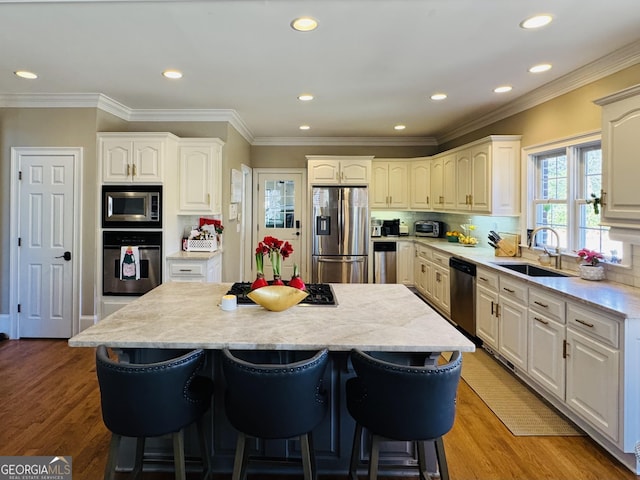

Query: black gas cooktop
left=226, top=282, right=337, bottom=307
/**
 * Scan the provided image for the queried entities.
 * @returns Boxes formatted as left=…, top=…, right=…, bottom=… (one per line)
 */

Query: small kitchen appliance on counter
left=399, top=222, right=409, bottom=236
left=382, top=219, right=400, bottom=236
left=371, top=218, right=382, bottom=237
left=414, top=220, right=442, bottom=238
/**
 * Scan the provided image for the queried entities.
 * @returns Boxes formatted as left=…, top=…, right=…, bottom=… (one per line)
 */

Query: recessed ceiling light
left=15, top=70, right=38, bottom=79
left=162, top=69, right=183, bottom=79
left=298, top=94, right=314, bottom=101
left=520, top=15, right=553, bottom=29
left=299, top=125, right=311, bottom=130
left=430, top=93, right=447, bottom=101
left=291, top=17, right=318, bottom=32
left=394, top=125, right=406, bottom=131
left=494, top=85, right=513, bottom=93
left=529, top=63, right=552, bottom=73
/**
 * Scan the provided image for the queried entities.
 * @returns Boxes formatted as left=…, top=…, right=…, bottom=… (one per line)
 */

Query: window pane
left=539, top=153, right=567, bottom=200
left=578, top=204, right=623, bottom=263
left=263, top=179, right=296, bottom=229
left=534, top=203, right=567, bottom=249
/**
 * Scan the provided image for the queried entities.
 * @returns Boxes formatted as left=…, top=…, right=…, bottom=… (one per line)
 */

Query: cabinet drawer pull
left=479, top=276, right=488, bottom=282
left=574, top=318, right=594, bottom=328
left=179, top=269, right=193, bottom=272
left=534, top=300, right=549, bottom=308
left=534, top=317, right=549, bottom=325
left=502, top=287, right=515, bottom=293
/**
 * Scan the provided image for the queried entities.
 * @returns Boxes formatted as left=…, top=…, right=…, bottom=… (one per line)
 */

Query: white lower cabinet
left=527, top=287, right=566, bottom=400
left=497, top=276, right=528, bottom=370
left=396, top=241, right=414, bottom=286
left=565, top=303, right=620, bottom=442
left=166, top=254, right=222, bottom=283
left=475, top=268, right=499, bottom=349
left=413, top=244, right=449, bottom=316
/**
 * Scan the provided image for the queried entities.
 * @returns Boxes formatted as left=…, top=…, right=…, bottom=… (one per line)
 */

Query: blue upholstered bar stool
left=346, top=349, right=462, bottom=480
left=96, top=346, right=214, bottom=480
left=221, top=349, right=330, bottom=480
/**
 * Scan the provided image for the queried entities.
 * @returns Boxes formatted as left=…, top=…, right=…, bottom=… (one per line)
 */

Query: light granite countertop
left=166, top=249, right=223, bottom=260
left=69, top=282, right=476, bottom=352
left=407, top=237, right=640, bottom=320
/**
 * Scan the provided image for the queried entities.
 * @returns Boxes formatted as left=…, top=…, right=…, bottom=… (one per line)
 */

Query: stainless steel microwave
left=102, top=185, right=162, bottom=228
left=414, top=220, right=442, bottom=237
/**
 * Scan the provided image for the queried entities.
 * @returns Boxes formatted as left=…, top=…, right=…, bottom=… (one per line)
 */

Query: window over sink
left=526, top=133, right=625, bottom=264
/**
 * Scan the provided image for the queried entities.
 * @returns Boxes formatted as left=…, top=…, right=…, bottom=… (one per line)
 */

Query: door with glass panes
left=254, top=170, right=306, bottom=280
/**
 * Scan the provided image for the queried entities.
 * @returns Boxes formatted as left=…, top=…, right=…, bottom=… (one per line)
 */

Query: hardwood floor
left=0, top=339, right=634, bottom=480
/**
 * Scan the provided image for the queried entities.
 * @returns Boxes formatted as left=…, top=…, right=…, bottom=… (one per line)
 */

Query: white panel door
left=18, top=154, right=74, bottom=338
left=255, top=171, right=305, bottom=281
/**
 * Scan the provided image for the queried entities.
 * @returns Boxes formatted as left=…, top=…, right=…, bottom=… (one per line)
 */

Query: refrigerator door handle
left=317, top=257, right=365, bottom=263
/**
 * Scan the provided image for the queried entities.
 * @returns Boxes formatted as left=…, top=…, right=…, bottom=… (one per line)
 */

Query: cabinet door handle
left=600, top=189, right=607, bottom=208
left=503, top=287, right=515, bottom=293
left=426, top=195, right=430, bottom=204
left=207, top=193, right=211, bottom=204
left=574, top=318, right=594, bottom=328
left=127, top=164, right=131, bottom=176
left=534, top=301, right=549, bottom=308
left=495, top=304, right=500, bottom=318
left=563, top=339, right=569, bottom=358
left=468, top=194, right=472, bottom=205
left=336, top=172, right=340, bottom=181
left=421, top=264, right=425, bottom=273
left=534, top=317, right=549, bottom=325
left=491, top=301, right=494, bottom=315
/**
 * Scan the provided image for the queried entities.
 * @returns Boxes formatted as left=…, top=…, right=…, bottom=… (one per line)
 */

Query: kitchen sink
left=492, top=262, right=569, bottom=277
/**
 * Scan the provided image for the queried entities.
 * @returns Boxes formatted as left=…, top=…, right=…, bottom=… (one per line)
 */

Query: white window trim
left=522, top=131, right=631, bottom=268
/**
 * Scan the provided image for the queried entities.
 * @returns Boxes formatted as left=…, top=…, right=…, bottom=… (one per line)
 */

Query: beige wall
left=251, top=144, right=436, bottom=168
left=0, top=108, right=100, bottom=317
left=439, top=63, right=640, bottom=151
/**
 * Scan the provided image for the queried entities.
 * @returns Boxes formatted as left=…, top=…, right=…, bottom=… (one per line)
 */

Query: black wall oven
left=103, top=231, right=162, bottom=296
left=102, top=185, right=162, bottom=228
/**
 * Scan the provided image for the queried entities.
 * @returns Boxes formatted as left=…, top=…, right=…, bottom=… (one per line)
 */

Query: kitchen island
left=69, top=282, right=475, bottom=476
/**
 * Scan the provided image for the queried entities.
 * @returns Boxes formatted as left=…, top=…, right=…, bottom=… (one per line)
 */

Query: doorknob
left=55, top=251, right=72, bottom=261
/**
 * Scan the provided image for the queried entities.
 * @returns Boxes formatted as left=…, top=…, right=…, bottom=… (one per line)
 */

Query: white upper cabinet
left=178, top=138, right=224, bottom=214
left=434, top=136, right=520, bottom=215
left=99, top=133, right=176, bottom=183
left=595, top=85, right=640, bottom=227
left=371, top=160, right=409, bottom=209
left=307, top=156, right=372, bottom=185
left=409, top=158, right=431, bottom=210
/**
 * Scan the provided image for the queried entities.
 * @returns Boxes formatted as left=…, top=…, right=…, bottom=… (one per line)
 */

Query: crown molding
left=252, top=136, right=437, bottom=146
left=0, top=92, right=106, bottom=108
left=437, top=38, right=640, bottom=144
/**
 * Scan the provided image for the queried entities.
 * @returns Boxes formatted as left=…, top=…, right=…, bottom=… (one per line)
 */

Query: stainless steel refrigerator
left=312, top=186, right=369, bottom=283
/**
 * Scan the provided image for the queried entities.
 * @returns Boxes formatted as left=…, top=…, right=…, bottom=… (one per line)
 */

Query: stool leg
left=417, top=440, right=429, bottom=480
left=300, top=433, right=315, bottom=480
left=104, top=433, right=120, bottom=480
left=434, top=437, right=449, bottom=480
left=196, top=418, right=212, bottom=480
left=131, top=437, right=145, bottom=480
left=232, top=432, right=250, bottom=480
left=172, top=430, right=186, bottom=480
left=349, top=424, right=362, bottom=480
left=368, top=434, right=381, bottom=480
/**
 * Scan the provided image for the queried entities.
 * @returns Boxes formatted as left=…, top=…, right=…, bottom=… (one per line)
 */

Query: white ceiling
left=1, top=0, right=640, bottom=144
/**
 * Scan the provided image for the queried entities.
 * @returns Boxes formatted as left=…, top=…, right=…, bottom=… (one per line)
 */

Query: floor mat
left=459, top=349, right=584, bottom=436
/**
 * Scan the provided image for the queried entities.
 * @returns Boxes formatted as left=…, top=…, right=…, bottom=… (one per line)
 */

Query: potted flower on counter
left=252, top=236, right=294, bottom=288
left=576, top=248, right=605, bottom=281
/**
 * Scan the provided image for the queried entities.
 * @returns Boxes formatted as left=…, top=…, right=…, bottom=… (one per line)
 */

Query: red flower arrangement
left=576, top=248, right=604, bottom=266
left=252, top=236, right=294, bottom=289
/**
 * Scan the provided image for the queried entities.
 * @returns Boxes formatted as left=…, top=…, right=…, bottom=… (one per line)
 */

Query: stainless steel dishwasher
left=449, top=257, right=476, bottom=337
left=373, top=242, right=396, bottom=283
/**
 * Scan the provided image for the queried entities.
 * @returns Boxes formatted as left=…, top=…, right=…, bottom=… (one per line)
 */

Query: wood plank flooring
left=0, top=339, right=635, bottom=480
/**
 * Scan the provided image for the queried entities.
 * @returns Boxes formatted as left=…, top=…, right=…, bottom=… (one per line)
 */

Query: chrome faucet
left=528, top=226, right=562, bottom=270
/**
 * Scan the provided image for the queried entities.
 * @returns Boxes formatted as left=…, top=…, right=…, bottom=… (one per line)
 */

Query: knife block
left=494, top=233, right=521, bottom=257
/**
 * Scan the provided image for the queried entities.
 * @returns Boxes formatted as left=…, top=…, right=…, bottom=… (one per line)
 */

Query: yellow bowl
left=247, top=285, right=308, bottom=312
